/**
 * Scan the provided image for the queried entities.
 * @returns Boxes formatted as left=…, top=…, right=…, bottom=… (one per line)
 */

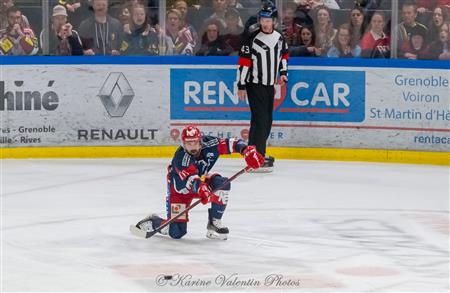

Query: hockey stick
left=130, top=166, right=250, bottom=239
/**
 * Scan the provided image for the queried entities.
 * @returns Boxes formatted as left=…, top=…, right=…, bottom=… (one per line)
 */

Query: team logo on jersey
left=171, top=203, right=187, bottom=220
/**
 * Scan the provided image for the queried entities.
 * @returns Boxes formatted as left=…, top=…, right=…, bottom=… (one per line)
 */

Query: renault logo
left=98, top=72, right=135, bottom=117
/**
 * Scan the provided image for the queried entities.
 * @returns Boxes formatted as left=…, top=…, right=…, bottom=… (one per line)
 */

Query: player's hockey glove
left=242, top=145, right=265, bottom=170
left=197, top=183, right=215, bottom=205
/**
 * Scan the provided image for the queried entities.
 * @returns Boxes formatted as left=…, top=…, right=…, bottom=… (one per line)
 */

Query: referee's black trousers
left=246, top=83, right=274, bottom=157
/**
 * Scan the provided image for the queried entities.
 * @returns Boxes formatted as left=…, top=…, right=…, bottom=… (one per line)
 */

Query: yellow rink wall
left=1, top=146, right=448, bottom=166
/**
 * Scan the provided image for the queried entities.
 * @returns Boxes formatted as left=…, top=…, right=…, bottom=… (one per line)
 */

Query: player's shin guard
left=207, top=203, right=229, bottom=240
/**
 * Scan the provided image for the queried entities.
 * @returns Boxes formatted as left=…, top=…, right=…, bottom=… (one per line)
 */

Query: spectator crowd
left=0, top=0, right=449, bottom=59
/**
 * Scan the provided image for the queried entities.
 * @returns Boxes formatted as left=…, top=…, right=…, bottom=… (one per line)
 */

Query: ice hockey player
left=134, top=125, right=264, bottom=240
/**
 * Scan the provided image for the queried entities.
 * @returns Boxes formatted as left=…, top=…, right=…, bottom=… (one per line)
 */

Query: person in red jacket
left=360, top=11, right=390, bottom=58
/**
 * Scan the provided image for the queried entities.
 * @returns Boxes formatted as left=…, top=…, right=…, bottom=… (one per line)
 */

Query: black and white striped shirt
left=237, top=29, right=288, bottom=89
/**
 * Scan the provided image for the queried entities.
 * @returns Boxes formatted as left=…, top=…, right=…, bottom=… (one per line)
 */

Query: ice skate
left=206, top=217, right=229, bottom=240
left=130, top=214, right=168, bottom=238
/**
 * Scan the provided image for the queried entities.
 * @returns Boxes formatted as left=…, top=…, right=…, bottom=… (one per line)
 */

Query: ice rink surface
left=1, top=158, right=449, bottom=292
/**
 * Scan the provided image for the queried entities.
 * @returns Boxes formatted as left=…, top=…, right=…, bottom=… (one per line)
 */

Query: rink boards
left=0, top=57, right=449, bottom=165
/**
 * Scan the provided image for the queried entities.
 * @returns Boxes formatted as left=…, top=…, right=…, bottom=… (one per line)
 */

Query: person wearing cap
left=132, top=125, right=264, bottom=240
left=39, top=5, right=83, bottom=55
left=237, top=2, right=288, bottom=172
left=399, top=24, right=430, bottom=59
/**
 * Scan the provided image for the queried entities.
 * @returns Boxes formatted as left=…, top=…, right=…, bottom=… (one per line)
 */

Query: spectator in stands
left=289, top=25, right=321, bottom=56
left=355, top=0, right=391, bottom=26
left=360, top=11, right=390, bottom=58
left=204, top=0, right=229, bottom=30
left=204, top=0, right=243, bottom=32
left=349, top=5, right=367, bottom=47
left=427, top=6, right=449, bottom=42
left=314, top=5, right=337, bottom=56
left=146, top=0, right=158, bottom=21
left=223, top=7, right=244, bottom=53
left=174, top=0, right=199, bottom=50
left=165, top=8, right=195, bottom=55
left=196, top=19, right=233, bottom=56
left=327, top=23, right=361, bottom=57
left=0, top=6, right=38, bottom=55
left=57, top=0, right=91, bottom=29
left=173, top=0, right=188, bottom=20
left=40, top=5, right=83, bottom=55
left=1, top=0, right=30, bottom=30
left=78, top=0, right=122, bottom=55
left=399, top=24, right=429, bottom=59
left=428, top=21, right=450, bottom=59
left=117, top=3, right=131, bottom=26
left=282, top=2, right=302, bottom=46
left=119, top=3, right=158, bottom=55
left=295, top=0, right=314, bottom=27
left=398, top=1, right=428, bottom=45
left=226, top=0, right=244, bottom=9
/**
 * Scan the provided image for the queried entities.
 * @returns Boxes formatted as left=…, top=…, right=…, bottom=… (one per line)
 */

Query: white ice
left=1, top=158, right=449, bottom=292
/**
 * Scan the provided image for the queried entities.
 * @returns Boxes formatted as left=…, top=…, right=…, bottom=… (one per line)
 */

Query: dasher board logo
left=170, top=69, right=365, bottom=122
left=98, top=72, right=135, bottom=117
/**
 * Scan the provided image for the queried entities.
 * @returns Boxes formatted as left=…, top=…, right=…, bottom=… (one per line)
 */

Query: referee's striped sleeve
left=237, top=34, right=252, bottom=90
left=237, top=57, right=251, bottom=89
left=280, top=38, right=289, bottom=76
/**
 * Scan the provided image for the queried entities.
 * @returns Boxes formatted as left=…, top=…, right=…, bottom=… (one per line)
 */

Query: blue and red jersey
left=167, top=136, right=247, bottom=196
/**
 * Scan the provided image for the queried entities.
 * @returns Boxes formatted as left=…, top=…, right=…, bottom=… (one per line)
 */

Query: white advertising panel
left=1, top=65, right=170, bottom=146
left=1, top=63, right=448, bottom=152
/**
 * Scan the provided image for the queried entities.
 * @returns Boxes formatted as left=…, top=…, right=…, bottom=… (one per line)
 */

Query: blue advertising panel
left=170, top=68, right=365, bottom=122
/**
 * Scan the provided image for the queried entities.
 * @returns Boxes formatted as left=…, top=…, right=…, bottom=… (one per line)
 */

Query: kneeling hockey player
left=134, top=125, right=264, bottom=240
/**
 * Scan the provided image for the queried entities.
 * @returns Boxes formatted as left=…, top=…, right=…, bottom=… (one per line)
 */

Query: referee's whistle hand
left=280, top=75, right=288, bottom=85
left=238, top=89, right=247, bottom=101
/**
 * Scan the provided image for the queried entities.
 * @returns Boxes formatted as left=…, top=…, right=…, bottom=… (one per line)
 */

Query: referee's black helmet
left=259, top=0, right=278, bottom=19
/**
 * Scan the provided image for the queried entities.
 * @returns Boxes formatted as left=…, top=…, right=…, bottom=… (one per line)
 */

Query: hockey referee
left=237, top=1, right=288, bottom=171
